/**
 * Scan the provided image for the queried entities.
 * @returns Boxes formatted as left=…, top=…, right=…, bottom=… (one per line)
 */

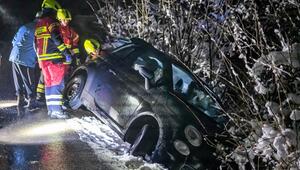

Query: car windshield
left=172, top=64, right=222, bottom=121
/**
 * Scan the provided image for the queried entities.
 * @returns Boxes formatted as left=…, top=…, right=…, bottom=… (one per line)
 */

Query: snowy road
left=0, top=99, right=165, bottom=170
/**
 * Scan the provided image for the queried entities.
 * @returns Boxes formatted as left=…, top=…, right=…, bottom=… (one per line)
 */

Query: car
left=65, top=38, right=228, bottom=169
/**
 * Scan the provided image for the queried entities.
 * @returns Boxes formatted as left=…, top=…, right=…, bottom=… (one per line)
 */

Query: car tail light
left=184, top=125, right=202, bottom=147
left=173, top=139, right=190, bottom=156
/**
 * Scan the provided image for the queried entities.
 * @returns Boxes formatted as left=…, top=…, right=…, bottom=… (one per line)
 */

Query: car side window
left=172, top=64, right=220, bottom=119
left=132, top=54, right=164, bottom=84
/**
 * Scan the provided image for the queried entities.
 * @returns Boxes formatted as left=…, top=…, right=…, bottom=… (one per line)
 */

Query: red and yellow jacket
left=59, top=25, right=80, bottom=56
left=35, top=17, right=70, bottom=61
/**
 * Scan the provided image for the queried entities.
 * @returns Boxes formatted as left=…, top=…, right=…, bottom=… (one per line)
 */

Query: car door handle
left=109, top=69, right=116, bottom=75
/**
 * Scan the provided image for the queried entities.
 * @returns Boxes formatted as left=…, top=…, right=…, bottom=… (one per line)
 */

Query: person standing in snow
left=35, top=0, right=72, bottom=119
left=9, top=21, right=38, bottom=109
left=35, top=9, right=81, bottom=102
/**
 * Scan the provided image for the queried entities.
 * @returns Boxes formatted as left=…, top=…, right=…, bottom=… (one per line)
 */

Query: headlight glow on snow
left=0, top=119, right=75, bottom=144
left=173, top=139, right=190, bottom=156
left=184, top=125, right=202, bottom=147
left=20, top=121, right=72, bottom=137
left=0, top=100, right=16, bottom=108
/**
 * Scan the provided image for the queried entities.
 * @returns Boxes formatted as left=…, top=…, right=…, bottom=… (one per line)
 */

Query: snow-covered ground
left=0, top=100, right=166, bottom=169
left=67, top=116, right=166, bottom=170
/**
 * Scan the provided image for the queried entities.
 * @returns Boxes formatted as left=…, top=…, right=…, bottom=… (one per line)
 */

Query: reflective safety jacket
left=59, top=25, right=80, bottom=56
left=35, top=16, right=70, bottom=61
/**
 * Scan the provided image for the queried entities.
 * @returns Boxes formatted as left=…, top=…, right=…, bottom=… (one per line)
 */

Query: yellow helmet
left=41, top=0, right=61, bottom=11
left=57, top=9, right=72, bottom=21
left=84, top=39, right=101, bottom=54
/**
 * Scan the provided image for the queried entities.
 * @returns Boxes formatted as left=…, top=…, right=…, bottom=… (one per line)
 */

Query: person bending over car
left=83, top=39, right=103, bottom=62
left=57, top=9, right=81, bottom=69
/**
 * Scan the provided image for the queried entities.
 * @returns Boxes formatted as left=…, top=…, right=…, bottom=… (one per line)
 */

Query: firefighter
left=36, top=9, right=81, bottom=103
left=9, top=21, right=38, bottom=108
left=35, top=0, right=72, bottom=119
left=56, top=9, right=81, bottom=69
left=83, top=38, right=102, bottom=62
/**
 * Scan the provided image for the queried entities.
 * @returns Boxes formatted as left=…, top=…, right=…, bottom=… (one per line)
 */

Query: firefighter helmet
left=41, top=0, right=61, bottom=11
left=57, top=9, right=72, bottom=21
left=84, top=39, right=101, bottom=54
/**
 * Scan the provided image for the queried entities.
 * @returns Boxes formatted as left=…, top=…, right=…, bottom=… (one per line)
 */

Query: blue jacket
left=9, top=21, right=37, bottom=68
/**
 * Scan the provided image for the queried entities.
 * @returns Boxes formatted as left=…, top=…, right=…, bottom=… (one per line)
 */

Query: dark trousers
left=12, top=63, right=35, bottom=98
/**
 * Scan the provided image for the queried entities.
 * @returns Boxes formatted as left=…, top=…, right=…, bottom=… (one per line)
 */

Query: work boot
left=50, top=111, right=69, bottom=119
left=16, top=95, right=26, bottom=107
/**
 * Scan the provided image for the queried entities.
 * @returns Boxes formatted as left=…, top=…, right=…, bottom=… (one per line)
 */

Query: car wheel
left=125, top=115, right=160, bottom=158
left=129, top=124, right=150, bottom=156
left=65, top=74, right=86, bottom=109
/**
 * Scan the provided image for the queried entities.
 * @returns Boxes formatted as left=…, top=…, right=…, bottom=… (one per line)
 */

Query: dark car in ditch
left=65, top=38, right=228, bottom=169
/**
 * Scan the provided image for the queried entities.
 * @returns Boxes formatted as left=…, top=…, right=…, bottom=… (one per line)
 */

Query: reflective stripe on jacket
left=34, top=16, right=70, bottom=61
left=59, top=25, right=80, bottom=55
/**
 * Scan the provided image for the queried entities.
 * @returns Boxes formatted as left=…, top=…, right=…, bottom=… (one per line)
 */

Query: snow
left=287, top=93, right=300, bottom=105
left=67, top=116, right=166, bottom=170
left=254, top=123, right=298, bottom=166
left=265, top=101, right=280, bottom=116
left=274, top=29, right=289, bottom=52
left=254, top=82, right=268, bottom=95
left=282, top=129, right=297, bottom=147
left=290, top=109, right=300, bottom=121
left=273, top=134, right=288, bottom=160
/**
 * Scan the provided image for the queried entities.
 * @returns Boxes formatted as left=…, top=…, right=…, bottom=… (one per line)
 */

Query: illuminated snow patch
left=20, top=121, right=72, bottom=137
left=0, top=100, right=16, bottom=108
left=67, top=116, right=166, bottom=170
left=0, top=119, right=74, bottom=144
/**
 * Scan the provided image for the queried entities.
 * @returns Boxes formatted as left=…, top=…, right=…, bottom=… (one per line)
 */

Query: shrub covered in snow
left=87, top=0, right=300, bottom=169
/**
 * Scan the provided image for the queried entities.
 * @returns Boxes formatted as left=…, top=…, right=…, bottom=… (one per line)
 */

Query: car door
left=93, top=46, right=141, bottom=128
left=113, top=47, right=166, bottom=118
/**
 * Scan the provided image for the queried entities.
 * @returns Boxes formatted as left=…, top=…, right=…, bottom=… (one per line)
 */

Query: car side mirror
left=135, top=64, right=154, bottom=90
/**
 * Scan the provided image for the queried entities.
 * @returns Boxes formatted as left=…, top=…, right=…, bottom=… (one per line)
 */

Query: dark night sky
left=0, top=0, right=92, bottom=42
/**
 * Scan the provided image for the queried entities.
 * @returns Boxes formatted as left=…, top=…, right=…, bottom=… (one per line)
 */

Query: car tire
left=129, top=124, right=151, bottom=156
left=124, top=113, right=175, bottom=167
left=125, top=115, right=161, bottom=158
left=150, top=123, right=172, bottom=165
left=65, top=74, right=86, bottom=109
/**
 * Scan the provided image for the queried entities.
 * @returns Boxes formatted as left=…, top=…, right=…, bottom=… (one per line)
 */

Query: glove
left=63, top=55, right=72, bottom=65
left=76, top=58, right=81, bottom=66
left=71, top=55, right=81, bottom=67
